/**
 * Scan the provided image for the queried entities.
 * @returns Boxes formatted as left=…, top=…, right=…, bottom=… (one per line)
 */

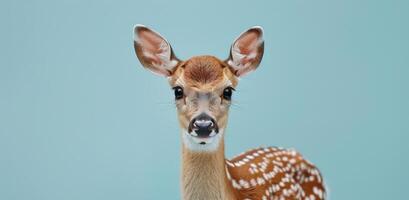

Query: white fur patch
left=182, top=130, right=223, bottom=152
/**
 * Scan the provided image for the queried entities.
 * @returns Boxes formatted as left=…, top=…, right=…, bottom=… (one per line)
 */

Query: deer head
left=133, top=25, right=264, bottom=152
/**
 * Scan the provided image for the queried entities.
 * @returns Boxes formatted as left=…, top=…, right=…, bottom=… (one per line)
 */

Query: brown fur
left=183, top=56, right=225, bottom=86
left=227, top=147, right=326, bottom=200
left=181, top=140, right=326, bottom=200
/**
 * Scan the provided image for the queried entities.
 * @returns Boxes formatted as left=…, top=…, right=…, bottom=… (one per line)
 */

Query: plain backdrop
left=1, top=0, right=408, bottom=199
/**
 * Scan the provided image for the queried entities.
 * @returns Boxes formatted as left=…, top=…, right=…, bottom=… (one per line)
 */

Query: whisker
left=230, top=100, right=242, bottom=109
left=154, top=100, right=176, bottom=108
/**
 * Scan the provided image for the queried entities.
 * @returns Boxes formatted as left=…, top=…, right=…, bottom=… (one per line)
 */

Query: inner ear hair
left=226, top=26, right=264, bottom=77
left=133, top=24, right=180, bottom=77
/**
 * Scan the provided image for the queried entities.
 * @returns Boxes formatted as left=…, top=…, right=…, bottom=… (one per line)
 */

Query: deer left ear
left=133, top=24, right=180, bottom=77
left=226, top=26, right=264, bottom=77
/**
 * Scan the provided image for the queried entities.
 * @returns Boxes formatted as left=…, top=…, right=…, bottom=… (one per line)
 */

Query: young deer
left=133, top=25, right=326, bottom=200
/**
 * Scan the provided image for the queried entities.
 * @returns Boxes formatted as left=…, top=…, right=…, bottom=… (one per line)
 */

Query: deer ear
left=133, top=24, right=180, bottom=77
left=226, top=26, right=264, bottom=77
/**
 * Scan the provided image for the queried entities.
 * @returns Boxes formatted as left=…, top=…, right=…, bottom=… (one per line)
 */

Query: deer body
left=133, top=25, right=326, bottom=200
left=181, top=140, right=325, bottom=200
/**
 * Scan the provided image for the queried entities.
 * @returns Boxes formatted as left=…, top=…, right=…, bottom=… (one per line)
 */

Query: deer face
left=133, top=25, right=264, bottom=152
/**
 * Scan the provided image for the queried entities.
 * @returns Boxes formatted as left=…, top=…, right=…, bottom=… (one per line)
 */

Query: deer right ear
left=226, top=26, right=264, bottom=77
left=133, top=24, right=180, bottom=77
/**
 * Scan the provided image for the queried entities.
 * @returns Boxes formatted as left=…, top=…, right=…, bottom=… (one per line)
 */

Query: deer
left=132, top=24, right=326, bottom=200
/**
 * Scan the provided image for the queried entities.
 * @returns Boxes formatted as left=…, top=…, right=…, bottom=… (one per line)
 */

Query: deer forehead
left=170, top=56, right=238, bottom=89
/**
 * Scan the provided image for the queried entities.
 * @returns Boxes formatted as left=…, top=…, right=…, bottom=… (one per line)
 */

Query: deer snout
left=188, top=113, right=219, bottom=138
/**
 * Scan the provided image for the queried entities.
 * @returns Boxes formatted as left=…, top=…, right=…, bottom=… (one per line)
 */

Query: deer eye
left=222, top=87, right=234, bottom=100
left=173, top=86, right=184, bottom=100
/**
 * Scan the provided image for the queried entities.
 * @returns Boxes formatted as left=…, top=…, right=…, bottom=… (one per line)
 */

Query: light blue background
left=1, top=0, right=408, bottom=199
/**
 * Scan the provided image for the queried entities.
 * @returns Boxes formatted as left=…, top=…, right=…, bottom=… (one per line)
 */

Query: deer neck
left=181, top=138, right=236, bottom=200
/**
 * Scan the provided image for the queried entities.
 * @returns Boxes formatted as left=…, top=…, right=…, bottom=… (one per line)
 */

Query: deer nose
left=189, top=114, right=218, bottom=137
left=194, top=119, right=213, bottom=130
